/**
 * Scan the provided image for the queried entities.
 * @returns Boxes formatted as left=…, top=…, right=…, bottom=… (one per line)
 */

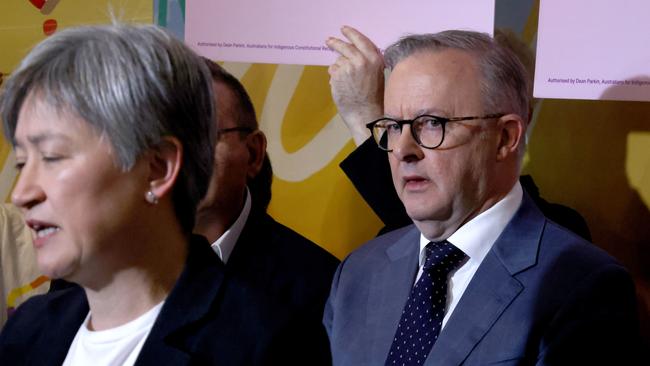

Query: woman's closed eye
left=42, top=155, right=64, bottom=163
left=14, top=154, right=65, bottom=171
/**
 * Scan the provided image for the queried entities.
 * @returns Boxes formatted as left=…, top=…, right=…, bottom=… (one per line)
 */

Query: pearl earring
left=145, top=190, right=159, bottom=205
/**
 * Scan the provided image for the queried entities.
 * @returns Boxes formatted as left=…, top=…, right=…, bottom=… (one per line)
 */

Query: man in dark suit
left=194, top=60, right=340, bottom=364
left=323, top=28, right=640, bottom=365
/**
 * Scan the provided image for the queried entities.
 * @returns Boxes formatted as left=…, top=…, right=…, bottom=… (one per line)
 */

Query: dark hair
left=0, top=24, right=216, bottom=233
left=203, top=59, right=273, bottom=211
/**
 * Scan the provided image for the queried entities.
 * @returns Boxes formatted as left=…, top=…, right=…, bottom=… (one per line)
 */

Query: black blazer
left=225, top=209, right=340, bottom=365
left=0, top=235, right=301, bottom=365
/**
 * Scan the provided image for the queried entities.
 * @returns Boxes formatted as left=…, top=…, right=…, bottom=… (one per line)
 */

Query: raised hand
left=327, top=26, right=385, bottom=146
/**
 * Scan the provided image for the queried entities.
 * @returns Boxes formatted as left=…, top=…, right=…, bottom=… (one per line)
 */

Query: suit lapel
left=226, top=208, right=265, bottom=272
left=135, top=235, right=225, bottom=365
left=29, top=287, right=88, bottom=366
left=428, top=252, right=523, bottom=366
left=427, top=193, right=546, bottom=366
left=367, top=226, right=421, bottom=365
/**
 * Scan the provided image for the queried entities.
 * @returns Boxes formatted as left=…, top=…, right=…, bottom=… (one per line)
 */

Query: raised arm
left=326, top=26, right=385, bottom=146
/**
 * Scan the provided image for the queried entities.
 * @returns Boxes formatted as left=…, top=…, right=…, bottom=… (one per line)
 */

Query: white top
left=415, top=182, right=523, bottom=329
left=62, top=301, right=164, bottom=366
left=210, top=187, right=252, bottom=264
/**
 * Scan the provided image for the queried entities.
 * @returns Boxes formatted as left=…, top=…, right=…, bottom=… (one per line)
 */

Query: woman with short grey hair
left=0, top=23, right=293, bottom=365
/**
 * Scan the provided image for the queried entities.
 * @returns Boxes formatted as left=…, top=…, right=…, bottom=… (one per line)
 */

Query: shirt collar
left=211, top=187, right=252, bottom=264
left=419, top=181, right=523, bottom=266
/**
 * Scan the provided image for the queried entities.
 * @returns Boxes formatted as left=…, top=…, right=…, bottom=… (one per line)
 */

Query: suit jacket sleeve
left=339, top=138, right=411, bottom=232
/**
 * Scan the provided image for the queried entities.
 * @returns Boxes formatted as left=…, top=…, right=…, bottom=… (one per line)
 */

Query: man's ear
left=495, top=113, right=525, bottom=162
left=147, top=136, right=183, bottom=200
left=245, top=130, right=267, bottom=180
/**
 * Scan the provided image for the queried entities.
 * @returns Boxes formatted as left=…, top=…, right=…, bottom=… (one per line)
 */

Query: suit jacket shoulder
left=228, top=210, right=339, bottom=309
left=137, top=235, right=296, bottom=365
left=341, top=224, right=417, bottom=262
left=227, top=210, right=340, bottom=365
left=325, top=224, right=421, bottom=365
left=440, top=195, right=641, bottom=365
left=0, top=285, right=87, bottom=365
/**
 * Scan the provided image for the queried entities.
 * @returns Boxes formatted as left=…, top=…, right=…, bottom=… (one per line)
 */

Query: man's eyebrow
left=416, top=108, right=451, bottom=117
left=385, top=108, right=451, bottom=119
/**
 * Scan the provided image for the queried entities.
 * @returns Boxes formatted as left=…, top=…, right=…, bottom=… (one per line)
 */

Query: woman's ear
left=245, top=130, right=267, bottom=180
left=495, top=113, right=525, bottom=162
left=147, top=136, right=183, bottom=201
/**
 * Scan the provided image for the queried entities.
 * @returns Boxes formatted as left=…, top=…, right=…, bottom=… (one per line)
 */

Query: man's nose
left=391, top=125, right=424, bottom=162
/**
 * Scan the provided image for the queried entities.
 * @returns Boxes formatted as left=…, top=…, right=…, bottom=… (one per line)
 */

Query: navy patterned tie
left=384, top=241, right=466, bottom=366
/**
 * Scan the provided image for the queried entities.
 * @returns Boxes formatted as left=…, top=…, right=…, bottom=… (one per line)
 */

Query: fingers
left=328, top=60, right=343, bottom=78
left=326, top=26, right=383, bottom=67
left=340, top=25, right=382, bottom=61
left=325, top=25, right=386, bottom=138
left=326, top=36, right=361, bottom=62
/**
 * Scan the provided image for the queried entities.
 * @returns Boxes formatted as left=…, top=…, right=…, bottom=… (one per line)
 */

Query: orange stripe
left=7, top=276, right=50, bottom=307
left=30, top=275, right=49, bottom=288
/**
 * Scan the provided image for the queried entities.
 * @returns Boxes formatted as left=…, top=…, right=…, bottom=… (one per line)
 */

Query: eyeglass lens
left=372, top=116, right=444, bottom=150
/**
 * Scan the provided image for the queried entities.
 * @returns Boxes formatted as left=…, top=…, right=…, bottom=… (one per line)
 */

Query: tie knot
left=423, top=241, right=466, bottom=273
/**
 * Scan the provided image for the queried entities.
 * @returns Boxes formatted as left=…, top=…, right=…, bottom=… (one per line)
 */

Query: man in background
left=194, top=60, right=339, bottom=364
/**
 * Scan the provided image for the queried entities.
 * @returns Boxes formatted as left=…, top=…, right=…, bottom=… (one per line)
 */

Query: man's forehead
left=390, top=49, right=478, bottom=78
left=214, top=81, right=237, bottom=107
left=384, top=49, right=483, bottom=118
left=213, top=81, right=239, bottom=129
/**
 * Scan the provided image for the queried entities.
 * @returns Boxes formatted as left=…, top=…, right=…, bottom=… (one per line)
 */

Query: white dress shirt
left=415, top=182, right=523, bottom=329
left=210, top=188, right=251, bottom=264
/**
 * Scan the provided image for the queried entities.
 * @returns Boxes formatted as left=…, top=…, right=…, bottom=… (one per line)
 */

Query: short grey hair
left=384, top=30, right=531, bottom=124
left=0, top=23, right=215, bottom=233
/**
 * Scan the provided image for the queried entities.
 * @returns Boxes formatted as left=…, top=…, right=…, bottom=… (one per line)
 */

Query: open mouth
left=35, top=226, right=60, bottom=238
left=27, top=220, right=61, bottom=239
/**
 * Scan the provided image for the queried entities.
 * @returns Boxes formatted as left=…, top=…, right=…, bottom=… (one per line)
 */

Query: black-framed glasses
left=217, top=127, right=254, bottom=135
left=365, top=113, right=504, bottom=151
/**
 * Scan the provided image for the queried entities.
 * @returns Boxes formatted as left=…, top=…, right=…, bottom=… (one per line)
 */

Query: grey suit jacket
left=324, top=194, right=640, bottom=365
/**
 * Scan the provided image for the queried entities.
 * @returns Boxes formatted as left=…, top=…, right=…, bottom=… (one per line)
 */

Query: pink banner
left=185, top=0, right=495, bottom=66
left=534, top=0, right=650, bottom=101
